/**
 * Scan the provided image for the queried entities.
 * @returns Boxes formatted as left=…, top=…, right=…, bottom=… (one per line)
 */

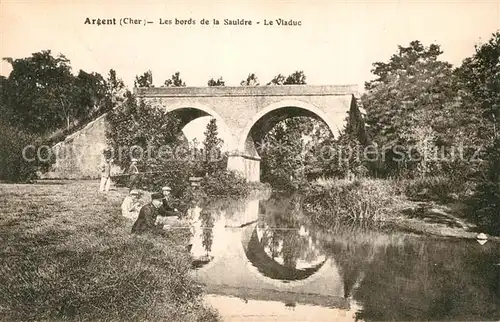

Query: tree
left=134, top=70, right=153, bottom=88
left=163, top=72, right=186, bottom=87
left=267, top=71, right=306, bottom=85
left=2, top=50, right=77, bottom=133
left=267, top=74, right=285, bottom=85
left=260, top=71, right=332, bottom=187
left=73, top=70, right=109, bottom=122
left=259, top=118, right=306, bottom=190
left=106, top=69, right=125, bottom=101
left=203, top=118, right=224, bottom=175
left=207, top=77, right=225, bottom=87
left=362, top=40, right=459, bottom=177
left=461, top=33, right=500, bottom=234
left=455, top=32, right=500, bottom=146
left=284, top=70, right=306, bottom=85
left=240, top=73, right=259, bottom=86
left=105, top=91, right=193, bottom=195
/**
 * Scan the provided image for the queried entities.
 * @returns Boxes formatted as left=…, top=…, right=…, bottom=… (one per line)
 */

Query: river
left=186, top=192, right=500, bottom=321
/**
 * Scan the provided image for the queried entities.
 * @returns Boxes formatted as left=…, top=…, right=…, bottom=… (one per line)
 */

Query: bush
left=200, top=170, right=252, bottom=197
left=0, top=121, right=54, bottom=182
left=402, top=175, right=470, bottom=203
left=302, top=179, right=398, bottom=227
left=470, top=138, right=500, bottom=235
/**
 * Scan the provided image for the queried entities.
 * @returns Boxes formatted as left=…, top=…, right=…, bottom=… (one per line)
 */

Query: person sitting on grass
left=131, top=192, right=167, bottom=235
left=160, top=186, right=180, bottom=217
left=121, top=189, right=141, bottom=220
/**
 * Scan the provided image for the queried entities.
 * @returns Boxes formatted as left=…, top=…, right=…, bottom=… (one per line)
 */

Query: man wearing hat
left=99, top=150, right=113, bottom=192
left=121, top=189, right=141, bottom=220
left=160, top=186, right=179, bottom=217
left=128, top=158, right=140, bottom=192
left=131, top=192, right=166, bottom=235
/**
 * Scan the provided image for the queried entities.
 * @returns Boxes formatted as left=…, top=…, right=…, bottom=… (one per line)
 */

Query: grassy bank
left=0, top=180, right=219, bottom=321
left=302, top=177, right=483, bottom=239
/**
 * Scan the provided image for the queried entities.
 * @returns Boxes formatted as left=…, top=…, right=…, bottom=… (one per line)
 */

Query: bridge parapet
left=135, top=84, right=359, bottom=97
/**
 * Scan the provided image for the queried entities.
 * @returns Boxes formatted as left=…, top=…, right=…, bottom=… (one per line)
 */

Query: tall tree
left=203, top=118, right=224, bottom=175
left=163, top=72, right=186, bottom=87
left=362, top=40, right=459, bottom=176
left=2, top=50, right=77, bottom=133
left=134, top=70, right=153, bottom=88
left=240, top=73, right=259, bottom=86
left=461, top=33, right=500, bottom=234
left=207, top=77, right=225, bottom=87
left=455, top=32, right=500, bottom=146
left=107, top=69, right=125, bottom=99
left=73, top=70, right=109, bottom=121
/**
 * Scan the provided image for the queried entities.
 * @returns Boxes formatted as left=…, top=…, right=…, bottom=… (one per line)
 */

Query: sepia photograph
left=1, top=1, right=500, bottom=321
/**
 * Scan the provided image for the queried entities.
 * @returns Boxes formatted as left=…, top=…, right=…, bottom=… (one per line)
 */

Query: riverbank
left=0, top=181, right=219, bottom=321
left=303, top=178, right=497, bottom=241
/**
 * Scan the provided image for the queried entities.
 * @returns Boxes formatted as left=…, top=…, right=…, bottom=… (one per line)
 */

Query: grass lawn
left=0, top=180, right=219, bottom=321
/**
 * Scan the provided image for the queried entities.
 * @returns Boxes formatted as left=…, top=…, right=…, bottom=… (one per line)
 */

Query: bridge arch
left=230, top=100, right=344, bottom=181
left=150, top=101, right=236, bottom=150
left=237, top=100, right=342, bottom=153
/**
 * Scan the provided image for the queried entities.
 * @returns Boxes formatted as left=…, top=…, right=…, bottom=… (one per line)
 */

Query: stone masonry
left=45, top=85, right=362, bottom=182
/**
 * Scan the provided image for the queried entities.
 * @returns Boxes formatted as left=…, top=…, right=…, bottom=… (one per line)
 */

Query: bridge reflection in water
left=186, top=194, right=500, bottom=321
left=187, top=195, right=363, bottom=321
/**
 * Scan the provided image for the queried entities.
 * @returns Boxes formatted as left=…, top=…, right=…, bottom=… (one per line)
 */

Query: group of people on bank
left=98, top=151, right=184, bottom=236
left=124, top=185, right=181, bottom=235
left=98, top=153, right=139, bottom=193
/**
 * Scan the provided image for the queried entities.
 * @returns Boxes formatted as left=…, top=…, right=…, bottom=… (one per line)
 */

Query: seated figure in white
left=121, top=189, right=141, bottom=220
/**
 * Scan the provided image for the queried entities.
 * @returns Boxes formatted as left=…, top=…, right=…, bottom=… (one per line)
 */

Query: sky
left=1, top=0, right=499, bottom=141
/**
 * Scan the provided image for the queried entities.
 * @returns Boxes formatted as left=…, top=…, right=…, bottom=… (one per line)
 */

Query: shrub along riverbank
left=0, top=181, right=219, bottom=321
left=301, top=177, right=484, bottom=239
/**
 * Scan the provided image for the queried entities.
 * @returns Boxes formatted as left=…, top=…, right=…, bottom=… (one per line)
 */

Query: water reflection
left=188, top=193, right=500, bottom=321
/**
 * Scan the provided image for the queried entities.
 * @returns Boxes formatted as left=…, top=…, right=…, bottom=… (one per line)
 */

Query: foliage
left=302, top=179, right=399, bottom=226
left=260, top=118, right=307, bottom=191
left=134, top=70, right=153, bottom=88
left=0, top=120, right=54, bottom=182
left=1, top=50, right=123, bottom=135
left=203, top=118, right=225, bottom=175
left=458, top=32, right=500, bottom=235
left=258, top=71, right=314, bottom=190
left=267, top=70, right=306, bottom=85
left=240, top=73, right=259, bottom=86
left=105, top=92, right=193, bottom=196
left=200, top=170, right=251, bottom=197
left=402, top=175, right=470, bottom=203
left=362, top=41, right=460, bottom=177
left=2, top=51, right=86, bottom=133
left=455, top=32, right=500, bottom=146
left=207, top=77, right=225, bottom=86
left=471, top=137, right=500, bottom=235
left=163, top=72, right=186, bottom=87
left=73, top=70, right=113, bottom=122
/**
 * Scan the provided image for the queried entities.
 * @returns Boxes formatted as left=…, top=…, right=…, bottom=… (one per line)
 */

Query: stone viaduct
left=136, top=85, right=361, bottom=182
